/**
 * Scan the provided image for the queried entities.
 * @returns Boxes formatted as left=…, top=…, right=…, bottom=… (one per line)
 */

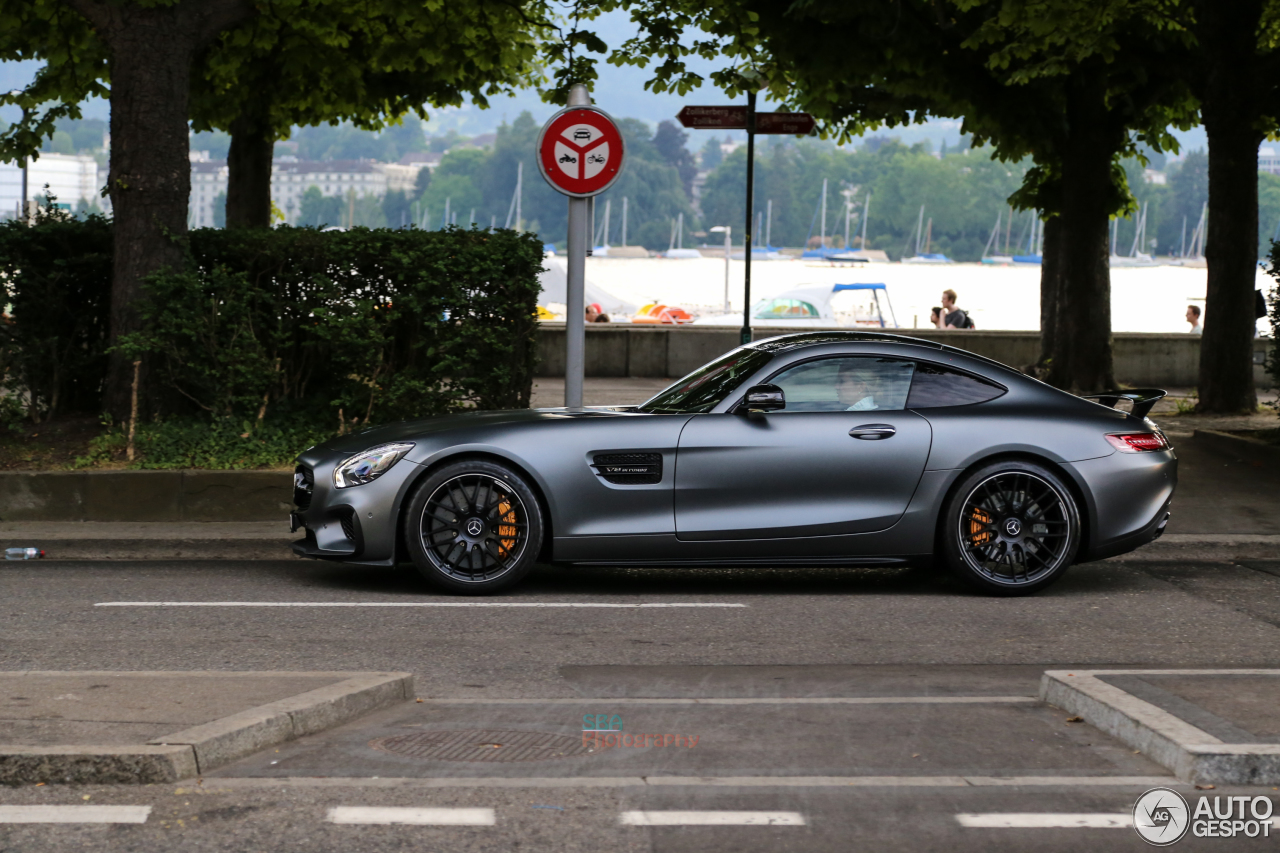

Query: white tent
left=538, top=256, right=636, bottom=316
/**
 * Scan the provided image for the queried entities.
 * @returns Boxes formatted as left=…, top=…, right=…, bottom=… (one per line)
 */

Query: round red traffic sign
left=536, top=106, right=625, bottom=198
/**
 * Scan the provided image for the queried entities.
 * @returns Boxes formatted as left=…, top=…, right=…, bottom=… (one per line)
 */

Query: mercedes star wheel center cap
left=466, top=519, right=485, bottom=537
left=1004, top=518, right=1023, bottom=537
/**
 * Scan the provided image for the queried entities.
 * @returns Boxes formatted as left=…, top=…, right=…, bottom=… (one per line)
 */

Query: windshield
left=638, top=347, right=773, bottom=414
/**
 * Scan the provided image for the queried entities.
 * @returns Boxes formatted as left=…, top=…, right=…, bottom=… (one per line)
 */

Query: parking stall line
left=203, top=775, right=1178, bottom=790
left=621, top=810, right=806, bottom=826
left=326, top=807, right=496, bottom=826
left=957, top=813, right=1132, bottom=828
left=0, top=805, right=152, bottom=824
left=416, top=696, right=1037, bottom=705
left=94, top=602, right=747, bottom=609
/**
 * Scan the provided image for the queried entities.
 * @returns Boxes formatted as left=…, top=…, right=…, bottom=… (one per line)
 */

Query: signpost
left=536, top=85, right=625, bottom=408
left=678, top=100, right=814, bottom=345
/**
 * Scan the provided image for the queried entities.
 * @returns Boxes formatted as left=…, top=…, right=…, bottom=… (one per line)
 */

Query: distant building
left=190, top=158, right=432, bottom=227
left=1260, top=147, right=1280, bottom=176
left=1143, top=169, right=1167, bottom=185
left=0, top=153, right=102, bottom=219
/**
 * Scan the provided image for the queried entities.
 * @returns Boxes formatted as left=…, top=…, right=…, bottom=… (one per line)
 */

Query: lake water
left=558, top=256, right=1274, bottom=335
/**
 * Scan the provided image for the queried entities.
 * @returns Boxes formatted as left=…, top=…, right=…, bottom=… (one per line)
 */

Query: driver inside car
left=836, top=363, right=882, bottom=411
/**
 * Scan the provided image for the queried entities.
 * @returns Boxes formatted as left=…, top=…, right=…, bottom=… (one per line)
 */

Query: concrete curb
left=1111, top=533, right=1280, bottom=562
left=15, top=538, right=300, bottom=561
left=0, top=672, right=413, bottom=785
left=1040, top=669, right=1280, bottom=784
left=0, top=745, right=198, bottom=786
left=1193, top=428, right=1280, bottom=468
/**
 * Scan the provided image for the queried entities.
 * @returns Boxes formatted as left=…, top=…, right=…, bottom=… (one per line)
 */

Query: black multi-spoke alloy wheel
left=404, top=460, right=544, bottom=594
left=941, top=460, right=1081, bottom=596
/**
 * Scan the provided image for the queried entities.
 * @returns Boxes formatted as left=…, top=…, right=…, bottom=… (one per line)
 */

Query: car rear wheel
left=404, top=459, right=544, bottom=594
left=941, top=460, right=1080, bottom=596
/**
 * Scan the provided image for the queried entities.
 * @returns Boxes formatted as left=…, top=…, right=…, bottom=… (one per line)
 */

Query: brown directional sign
left=676, top=105, right=815, bottom=135
left=676, top=105, right=747, bottom=129
left=754, top=111, right=816, bottom=135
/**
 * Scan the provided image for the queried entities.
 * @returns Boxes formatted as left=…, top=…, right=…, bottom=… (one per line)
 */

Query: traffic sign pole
left=536, top=84, right=625, bottom=410
left=677, top=102, right=812, bottom=346
left=742, top=91, right=756, bottom=347
left=564, top=84, right=590, bottom=409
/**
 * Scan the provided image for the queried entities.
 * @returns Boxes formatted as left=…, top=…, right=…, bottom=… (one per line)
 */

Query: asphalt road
left=4, top=552, right=1280, bottom=851
left=4, top=434, right=1280, bottom=851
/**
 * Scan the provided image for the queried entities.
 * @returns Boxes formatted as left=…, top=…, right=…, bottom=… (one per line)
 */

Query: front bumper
left=289, top=450, right=424, bottom=566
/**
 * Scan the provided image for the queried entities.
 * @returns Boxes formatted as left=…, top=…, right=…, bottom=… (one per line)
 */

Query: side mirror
left=742, top=384, right=785, bottom=412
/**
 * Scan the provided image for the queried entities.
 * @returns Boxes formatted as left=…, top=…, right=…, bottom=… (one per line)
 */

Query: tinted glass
left=639, top=347, right=773, bottom=414
left=768, top=357, right=915, bottom=412
left=906, top=363, right=1006, bottom=408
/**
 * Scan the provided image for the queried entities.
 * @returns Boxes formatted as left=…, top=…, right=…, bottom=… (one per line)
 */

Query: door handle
left=849, top=424, right=896, bottom=440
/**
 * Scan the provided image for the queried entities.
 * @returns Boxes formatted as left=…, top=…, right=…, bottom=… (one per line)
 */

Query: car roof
left=746, top=331, right=1025, bottom=380
left=748, top=331, right=942, bottom=353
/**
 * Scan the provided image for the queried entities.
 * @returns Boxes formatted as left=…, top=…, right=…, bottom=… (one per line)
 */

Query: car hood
left=311, top=406, right=642, bottom=457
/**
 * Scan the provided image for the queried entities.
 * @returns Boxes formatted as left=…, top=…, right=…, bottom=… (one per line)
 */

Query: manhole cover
left=370, top=730, right=596, bottom=763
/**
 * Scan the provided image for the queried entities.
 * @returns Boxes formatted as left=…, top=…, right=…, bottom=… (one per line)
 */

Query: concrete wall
left=536, top=324, right=1275, bottom=390
left=0, top=471, right=292, bottom=522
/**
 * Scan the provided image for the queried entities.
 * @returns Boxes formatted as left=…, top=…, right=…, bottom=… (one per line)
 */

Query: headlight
left=333, top=442, right=415, bottom=488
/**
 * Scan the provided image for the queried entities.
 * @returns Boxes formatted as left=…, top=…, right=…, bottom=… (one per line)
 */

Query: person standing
left=935, top=290, right=974, bottom=329
left=1186, top=304, right=1202, bottom=334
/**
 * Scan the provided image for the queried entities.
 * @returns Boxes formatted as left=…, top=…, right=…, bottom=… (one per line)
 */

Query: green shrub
left=0, top=208, right=112, bottom=421
left=123, top=225, right=544, bottom=428
left=1267, top=243, right=1280, bottom=414
left=2, top=218, right=544, bottom=466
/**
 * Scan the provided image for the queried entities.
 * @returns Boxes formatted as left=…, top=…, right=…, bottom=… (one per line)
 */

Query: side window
left=906, top=363, right=1006, bottom=408
left=769, top=357, right=915, bottom=412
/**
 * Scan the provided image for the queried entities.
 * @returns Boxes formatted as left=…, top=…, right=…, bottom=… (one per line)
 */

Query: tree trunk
left=225, top=115, right=275, bottom=228
left=1045, top=75, right=1119, bottom=394
left=1194, top=0, right=1263, bottom=414
left=65, top=0, right=251, bottom=419
left=1037, top=214, right=1063, bottom=371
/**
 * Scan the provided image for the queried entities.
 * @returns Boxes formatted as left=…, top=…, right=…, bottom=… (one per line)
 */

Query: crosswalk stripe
left=957, top=813, right=1132, bottom=828
left=0, top=806, right=152, bottom=824
left=326, top=807, right=495, bottom=825
left=620, top=810, right=805, bottom=826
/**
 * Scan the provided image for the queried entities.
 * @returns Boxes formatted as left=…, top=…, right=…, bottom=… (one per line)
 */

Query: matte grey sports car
left=291, top=332, right=1176, bottom=596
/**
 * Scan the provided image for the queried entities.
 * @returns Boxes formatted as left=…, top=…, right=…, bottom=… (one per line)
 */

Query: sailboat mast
left=861, top=194, right=870, bottom=249
left=621, top=197, right=628, bottom=247
left=766, top=199, right=773, bottom=248
left=915, top=205, right=925, bottom=255
left=820, top=179, right=827, bottom=248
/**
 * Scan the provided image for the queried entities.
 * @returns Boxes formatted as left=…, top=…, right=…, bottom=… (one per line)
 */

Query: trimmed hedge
left=0, top=219, right=544, bottom=448
left=0, top=210, right=113, bottom=421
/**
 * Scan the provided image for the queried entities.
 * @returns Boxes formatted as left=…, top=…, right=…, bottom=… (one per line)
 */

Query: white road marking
left=204, top=775, right=1177, bottom=790
left=417, top=696, right=1037, bottom=705
left=621, top=810, right=805, bottom=826
left=95, top=602, right=746, bottom=609
left=957, top=813, right=1132, bottom=828
left=327, top=807, right=495, bottom=825
left=0, top=805, right=152, bottom=824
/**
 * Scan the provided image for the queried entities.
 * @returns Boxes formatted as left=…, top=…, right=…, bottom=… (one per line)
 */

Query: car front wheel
left=404, top=459, right=544, bottom=594
left=941, top=460, right=1081, bottom=596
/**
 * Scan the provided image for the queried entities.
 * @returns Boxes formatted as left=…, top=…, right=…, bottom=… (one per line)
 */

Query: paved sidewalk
left=0, top=672, right=413, bottom=784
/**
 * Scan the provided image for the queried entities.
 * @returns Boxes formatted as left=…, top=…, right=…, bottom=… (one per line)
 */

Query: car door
left=674, top=356, right=932, bottom=541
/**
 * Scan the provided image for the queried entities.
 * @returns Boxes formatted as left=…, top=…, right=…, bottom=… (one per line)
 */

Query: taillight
left=1105, top=432, right=1169, bottom=453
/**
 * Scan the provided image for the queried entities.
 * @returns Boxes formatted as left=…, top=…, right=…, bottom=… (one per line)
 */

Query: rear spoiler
left=1079, top=388, right=1166, bottom=420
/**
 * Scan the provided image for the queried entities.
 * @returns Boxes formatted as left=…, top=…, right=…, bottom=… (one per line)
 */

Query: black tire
left=403, top=459, right=544, bottom=595
left=940, top=460, right=1081, bottom=596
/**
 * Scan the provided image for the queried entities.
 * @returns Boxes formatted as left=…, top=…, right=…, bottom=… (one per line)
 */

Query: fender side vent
left=591, top=452, right=662, bottom=485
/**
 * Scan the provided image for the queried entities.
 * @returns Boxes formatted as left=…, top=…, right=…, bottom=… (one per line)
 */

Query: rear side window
left=906, top=363, right=1005, bottom=408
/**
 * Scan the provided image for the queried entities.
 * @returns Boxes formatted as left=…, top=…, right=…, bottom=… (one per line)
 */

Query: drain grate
left=369, top=730, right=596, bottom=763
